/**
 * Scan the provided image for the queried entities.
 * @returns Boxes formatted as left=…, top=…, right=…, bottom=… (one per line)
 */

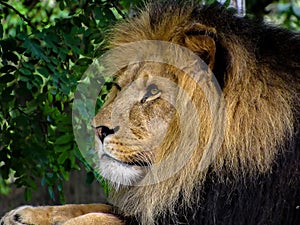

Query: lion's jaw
left=96, top=136, right=146, bottom=188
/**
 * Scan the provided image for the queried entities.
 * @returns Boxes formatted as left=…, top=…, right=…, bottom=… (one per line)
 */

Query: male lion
left=1, top=1, right=300, bottom=225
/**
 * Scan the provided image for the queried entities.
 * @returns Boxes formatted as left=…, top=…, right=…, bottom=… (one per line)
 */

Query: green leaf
left=60, top=167, right=70, bottom=181
left=19, top=75, right=29, bottom=82
left=90, top=32, right=104, bottom=44
left=59, top=188, right=66, bottom=204
left=57, top=151, right=70, bottom=164
left=22, top=61, right=35, bottom=70
left=76, top=58, right=93, bottom=66
left=19, top=67, right=32, bottom=76
left=57, top=182, right=63, bottom=191
left=37, top=67, right=49, bottom=78
left=26, top=82, right=32, bottom=89
left=59, top=1, right=66, bottom=10
left=93, top=6, right=104, bottom=21
left=33, top=74, right=44, bottom=86
left=24, top=188, right=32, bottom=202
left=21, top=38, right=50, bottom=63
left=55, top=133, right=74, bottom=145
left=48, top=186, right=55, bottom=200
left=47, top=92, right=53, bottom=103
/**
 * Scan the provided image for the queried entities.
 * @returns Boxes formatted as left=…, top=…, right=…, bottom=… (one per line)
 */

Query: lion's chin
left=98, top=154, right=146, bottom=189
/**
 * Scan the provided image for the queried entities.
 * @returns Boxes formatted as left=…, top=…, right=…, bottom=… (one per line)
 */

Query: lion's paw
left=0, top=205, right=48, bottom=225
left=1, top=204, right=117, bottom=225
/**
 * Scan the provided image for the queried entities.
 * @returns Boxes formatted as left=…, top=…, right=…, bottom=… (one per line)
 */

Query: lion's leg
left=0, top=204, right=113, bottom=225
left=62, top=213, right=124, bottom=225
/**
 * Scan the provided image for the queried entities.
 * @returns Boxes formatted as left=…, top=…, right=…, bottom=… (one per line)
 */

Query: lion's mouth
left=124, top=160, right=150, bottom=167
left=102, top=154, right=150, bottom=167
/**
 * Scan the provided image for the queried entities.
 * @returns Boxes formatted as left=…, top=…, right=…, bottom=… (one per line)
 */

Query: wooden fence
left=0, top=168, right=106, bottom=217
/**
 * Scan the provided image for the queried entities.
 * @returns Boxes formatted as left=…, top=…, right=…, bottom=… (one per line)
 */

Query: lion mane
left=95, top=1, right=300, bottom=225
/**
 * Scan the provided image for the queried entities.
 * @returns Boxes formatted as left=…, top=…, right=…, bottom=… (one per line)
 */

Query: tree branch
left=0, top=1, right=34, bottom=28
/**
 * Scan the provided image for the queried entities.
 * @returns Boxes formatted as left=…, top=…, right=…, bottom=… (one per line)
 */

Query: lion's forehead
left=116, top=62, right=180, bottom=89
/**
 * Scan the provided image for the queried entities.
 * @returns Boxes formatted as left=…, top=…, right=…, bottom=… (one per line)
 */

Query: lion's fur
left=93, top=1, right=300, bottom=224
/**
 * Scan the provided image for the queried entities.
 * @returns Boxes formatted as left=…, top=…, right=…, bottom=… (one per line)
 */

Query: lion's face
left=91, top=20, right=220, bottom=188
left=93, top=62, right=185, bottom=186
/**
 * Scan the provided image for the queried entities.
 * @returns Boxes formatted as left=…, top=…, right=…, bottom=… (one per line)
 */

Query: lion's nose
left=94, top=126, right=119, bottom=142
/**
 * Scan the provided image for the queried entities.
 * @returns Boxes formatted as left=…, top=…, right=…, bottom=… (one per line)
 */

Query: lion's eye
left=141, top=84, right=161, bottom=103
left=150, top=86, right=160, bottom=95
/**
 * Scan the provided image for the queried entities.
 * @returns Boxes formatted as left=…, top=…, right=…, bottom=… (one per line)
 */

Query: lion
left=1, top=1, right=299, bottom=225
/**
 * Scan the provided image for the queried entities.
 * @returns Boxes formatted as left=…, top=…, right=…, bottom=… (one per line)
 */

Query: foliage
left=0, top=0, right=134, bottom=202
left=265, top=0, right=300, bottom=30
left=0, top=0, right=299, bottom=203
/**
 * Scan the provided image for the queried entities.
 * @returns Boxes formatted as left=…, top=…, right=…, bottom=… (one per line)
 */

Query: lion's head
left=91, top=1, right=298, bottom=225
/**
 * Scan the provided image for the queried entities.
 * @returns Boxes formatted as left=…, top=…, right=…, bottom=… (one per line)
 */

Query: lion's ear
left=184, top=24, right=217, bottom=69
